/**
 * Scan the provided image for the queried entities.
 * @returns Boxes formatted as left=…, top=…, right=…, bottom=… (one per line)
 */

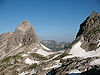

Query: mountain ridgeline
left=76, top=11, right=100, bottom=51
left=0, top=11, right=100, bottom=75
left=41, top=40, right=70, bottom=51
left=0, top=21, right=39, bottom=58
left=46, top=11, right=100, bottom=75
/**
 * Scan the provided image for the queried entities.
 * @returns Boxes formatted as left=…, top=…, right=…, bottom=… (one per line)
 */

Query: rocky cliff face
left=15, top=21, right=39, bottom=45
left=76, top=11, right=100, bottom=51
left=0, top=21, right=39, bottom=58
left=46, top=11, right=100, bottom=75
left=0, top=21, right=65, bottom=75
left=47, top=57, right=100, bottom=75
left=0, top=11, right=100, bottom=75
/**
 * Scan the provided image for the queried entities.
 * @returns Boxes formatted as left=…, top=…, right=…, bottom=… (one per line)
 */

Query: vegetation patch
left=30, top=53, right=48, bottom=60
left=53, top=52, right=69, bottom=60
left=0, top=64, right=13, bottom=72
left=0, top=54, right=22, bottom=72
left=1, top=56, right=11, bottom=63
left=22, top=63, right=37, bottom=72
left=89, top=43, right=97, bottom=51
left=27, top=63, right=37, bottom=69
left=1, top=54, right=22, bottom=63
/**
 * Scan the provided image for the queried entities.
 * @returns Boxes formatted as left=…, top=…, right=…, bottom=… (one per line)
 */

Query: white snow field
left=24, top=58, right=39, bottom=65
left=90, top=59, right=100, bottom=65
left=68, top=69, right=81, bottom=75
left=63, top=40, right=100, bottom=59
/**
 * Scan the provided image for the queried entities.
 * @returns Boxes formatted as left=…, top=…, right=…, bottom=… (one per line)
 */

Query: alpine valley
left=0, top=11, right=100, bottom=75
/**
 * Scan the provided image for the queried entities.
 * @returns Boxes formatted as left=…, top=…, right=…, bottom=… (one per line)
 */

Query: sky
left=0, top=0, right=100, bottom=42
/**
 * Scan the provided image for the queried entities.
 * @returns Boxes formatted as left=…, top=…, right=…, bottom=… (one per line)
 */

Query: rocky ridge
left=0, top=21, right=64, bottom=75
left=76, top=11, right=100, bottom=51
left=0, top=11, right=100, bottom=75
left=46, top=11, right=100, bottom=75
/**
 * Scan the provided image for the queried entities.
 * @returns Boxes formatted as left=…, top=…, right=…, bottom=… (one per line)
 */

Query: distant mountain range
left=0, top=11, right=100, bottom=75
left=41, top=40, right=70, bottom=51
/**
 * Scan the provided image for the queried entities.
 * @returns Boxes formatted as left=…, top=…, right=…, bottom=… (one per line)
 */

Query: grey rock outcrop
left=47, top=57, right=100, bottom=75
left=0, top=20, right=57, bottom=75
left=76, top=11, right=100, bottom=51
left=0, top=21, right=39, bottom=58
left=46, top=11, right=100, bottom=75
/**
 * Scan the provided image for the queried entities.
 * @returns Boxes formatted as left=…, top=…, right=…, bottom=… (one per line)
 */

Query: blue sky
left=0, top=0, right=100, bottom=42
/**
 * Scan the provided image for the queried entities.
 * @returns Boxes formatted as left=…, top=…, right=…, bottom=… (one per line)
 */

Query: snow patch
left=30, top=69, right=36, bottom=75
left=24, top=58, right=39, bottom=65
left=19, top=43, right=22, bottom=46
left=22, top=54, right=28, bottom=57
left=15, top=43, right=22, bottom=49
left=19, top=71, right=29, bottom=75
left=35, top=49, right=53, bottom=56
left=34, top=47, right=37, bottom=50
left=17, top=68, right=20, bottom=71
left=27, top=52, right=31, bottom=54
left=90, top=59, right=100, bottom=65
left=37, top=44, right=40, bottom=47
left=68, top=69, right=81, bottom=75
left=32, top=49, right=35, bottom=51
left=44, top=60, right=62, bottom=70
left=40, top=43, right=51, bottom=50
left=97, top=40, right=100, bottom=47
left=63, top=40, right=100, bottom=59
left=69, top=41, right=86, bottom=56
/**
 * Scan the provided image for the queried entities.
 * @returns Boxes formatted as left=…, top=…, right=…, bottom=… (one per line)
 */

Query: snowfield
left=24, top=58, right=39, bottom=65
left=19, top=71, right=29, bottom=75
left=44, top=60, right=62, bottom=70
left=68, top=69, right=81, bottom=75
left=40, top=43, right=51, bottom=51
left=35, top=49, right=54, bottom=57
left=97, top=40, right=100, bottom=47
left=15, top=43, right=22, bottom=49
left=63, top=40, right=100, bottom=59
left=30, top=69, right=36, bottom=75
left=90, top=59, right=100, bottom=65
left=22, top=54, right=28, bottom=57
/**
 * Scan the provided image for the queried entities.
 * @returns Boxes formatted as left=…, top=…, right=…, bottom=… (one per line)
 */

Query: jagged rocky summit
left=0, top=20, right=64, bottom=75
left=46, top=11, right=100, bottom=75
left=0, top=11, right=100, bottom=75
left=76, top=11, right=100, bottom=51
left=0, top=21, right=39, bottom=58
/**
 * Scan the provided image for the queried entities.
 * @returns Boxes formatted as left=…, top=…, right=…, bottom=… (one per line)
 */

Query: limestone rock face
left=47, top=57, right=100, bottom=75
left=46, top=11, right=100, bottom=75
left=0, top=21, right=39, bottom=58
left=14, top=20, right=39, bottom=46
left=76, top=11, right=100, bottom=51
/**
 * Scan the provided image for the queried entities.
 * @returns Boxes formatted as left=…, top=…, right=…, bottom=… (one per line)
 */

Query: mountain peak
left=16, top=20, right=32, bottom=32
left=89, top=11, right=100, bottom=19
left=20, top=20, right=31, bottom=27
left=76, top=11, right=100, bottom=51
left=91, top=11, right=100, bottom=16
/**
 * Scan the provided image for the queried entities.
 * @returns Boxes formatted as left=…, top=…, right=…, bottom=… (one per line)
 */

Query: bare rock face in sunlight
left=0, top=21, right=39, bottom=57
left=15, top=20, right=39, bottom=45
left=0, top=11, right=100, bottom=75
left=0, top=21, right=60, bottom=75
left=46, top=11, right=100, bottom=75
left=76, top=11, right=100, bottom=51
